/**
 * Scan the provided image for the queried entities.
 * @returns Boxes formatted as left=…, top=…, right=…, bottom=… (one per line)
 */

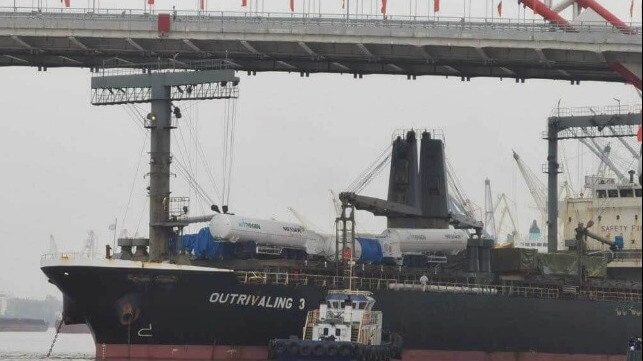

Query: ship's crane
left=513, top=151, right=547, bottom=222
left=572, top=220, right=624, bottom=286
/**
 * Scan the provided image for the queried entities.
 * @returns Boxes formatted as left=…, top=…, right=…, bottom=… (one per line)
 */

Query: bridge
left=0, top=8, right=641, bottom=85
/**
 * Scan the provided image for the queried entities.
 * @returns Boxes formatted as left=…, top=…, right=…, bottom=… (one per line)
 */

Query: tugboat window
left=597, top=190, right=607, bottom=198
left=335, top=329, right=341, bottom=337
left=323, top=328, right=329, bottom=336
left=636, top=189, right=642, bottom=197
left=608, top=189, right=618, bottom=198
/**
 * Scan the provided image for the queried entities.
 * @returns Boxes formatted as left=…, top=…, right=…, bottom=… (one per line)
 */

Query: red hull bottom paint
left=96, top=345, right=627, bottom=361
left=402, top=350, right=626, bottom=361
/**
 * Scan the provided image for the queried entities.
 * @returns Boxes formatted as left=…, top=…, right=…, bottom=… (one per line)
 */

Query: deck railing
left=236, top=271, right=642, bottom=303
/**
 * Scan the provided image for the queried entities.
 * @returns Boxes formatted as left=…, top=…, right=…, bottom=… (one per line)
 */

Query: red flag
left=637, top=124, right=642, bottom=142
left=434, top=0, right=440, bottom=13
left=381, top=0, right=387, bottom=14
left=63, top=0, right=70, bottom=7
left=242, top=0, right=247, bottom=6
left=290, top=0, right=295, bottom=12
left=497, top=1, right=503, bottom=16
left=200, top=0, right=205, bottom=10
left=147, top=0, right=154, bottom=4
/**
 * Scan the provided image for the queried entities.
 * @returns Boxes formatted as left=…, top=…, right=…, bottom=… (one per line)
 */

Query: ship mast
left=91, top=60, right=239, bottom=261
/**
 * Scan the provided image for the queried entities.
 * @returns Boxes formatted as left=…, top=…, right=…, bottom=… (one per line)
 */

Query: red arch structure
left=518, top=0, right=641, bottom=89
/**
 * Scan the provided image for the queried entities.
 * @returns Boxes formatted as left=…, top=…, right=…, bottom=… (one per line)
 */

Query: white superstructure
left=306, top=290, right=382, bottom=346
left=560, top=175, right=642, bottom=252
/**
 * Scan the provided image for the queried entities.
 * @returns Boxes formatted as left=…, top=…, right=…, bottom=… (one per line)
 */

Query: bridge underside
left=0, top=12, right=640, bottom=83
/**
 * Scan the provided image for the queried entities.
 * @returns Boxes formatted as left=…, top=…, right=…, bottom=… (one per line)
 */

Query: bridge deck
left=0, top=9, right=641, bottom=83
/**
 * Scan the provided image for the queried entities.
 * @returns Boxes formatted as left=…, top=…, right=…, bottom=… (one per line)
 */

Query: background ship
left=40, top=62, right=642, bottom=360
left=0, top=293, right=57, bottom=332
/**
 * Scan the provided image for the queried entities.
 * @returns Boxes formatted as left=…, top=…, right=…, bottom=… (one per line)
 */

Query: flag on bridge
left=434, top=0, right=440, bottom=13
left=242, top=0, right=248, bottom=7
left=381, top=0, right=388, bottom=15
left=290, top=0, right=295, bottom=12
left=497, top=1, right=503, bottom=16
left=147, top=0, right=154, bottom=5
left=200, top=0, right=205, bottom=10
left=61, top=0, right=70, bottom=8
left=637, top=124, right=642, bottom=142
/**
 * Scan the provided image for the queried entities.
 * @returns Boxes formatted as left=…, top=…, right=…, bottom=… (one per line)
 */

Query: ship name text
left=209, top=292, right=305, bottom=310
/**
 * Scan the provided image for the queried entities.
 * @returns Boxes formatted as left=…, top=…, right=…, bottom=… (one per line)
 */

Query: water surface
left=0, top=328, right=94, bottom=360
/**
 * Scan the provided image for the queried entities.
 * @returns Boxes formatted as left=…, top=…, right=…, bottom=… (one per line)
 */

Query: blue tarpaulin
left=356, top=238, right=383, bottom=263
left=181, top=227, right=225, bottom=260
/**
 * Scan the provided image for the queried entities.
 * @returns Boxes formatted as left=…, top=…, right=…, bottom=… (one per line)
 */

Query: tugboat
left=268, top=289, right=402, bottom=361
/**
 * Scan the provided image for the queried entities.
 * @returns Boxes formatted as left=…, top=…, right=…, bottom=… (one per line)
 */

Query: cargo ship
left=0, top=317, right=48, bottom=332
left=41, top=66, right=642, bottom=361
left=41, top=127, right=642, bottom=361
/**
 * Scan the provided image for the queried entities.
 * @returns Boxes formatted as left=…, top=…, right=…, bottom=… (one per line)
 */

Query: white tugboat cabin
left=268, top=290, right=401, bottom=360
left=306, top=290, right=382, bottom=345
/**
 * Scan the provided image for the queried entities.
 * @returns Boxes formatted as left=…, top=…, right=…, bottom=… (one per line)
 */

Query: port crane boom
left=513, top=151, right=547, bottom=221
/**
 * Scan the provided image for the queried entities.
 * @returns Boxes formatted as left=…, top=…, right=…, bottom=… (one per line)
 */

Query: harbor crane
left=483, top=179, right=497, bottom=240
left=493, top=194, right=520, bottom=245
left=512, top=151, right=548, bottom=223
left=578, top=130, right=626, bottom=181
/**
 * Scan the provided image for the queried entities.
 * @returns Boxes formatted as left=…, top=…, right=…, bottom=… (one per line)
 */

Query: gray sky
left=0, top=0, right=640, bottom=298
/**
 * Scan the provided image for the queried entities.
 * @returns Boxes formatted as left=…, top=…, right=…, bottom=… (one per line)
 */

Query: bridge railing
left=1, top=6, right=641, bottom=35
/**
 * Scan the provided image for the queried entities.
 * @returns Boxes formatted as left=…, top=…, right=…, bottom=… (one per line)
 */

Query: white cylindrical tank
left=382, top=228, right=469, bottom=255
left=209, top=214, right=320, bottom=249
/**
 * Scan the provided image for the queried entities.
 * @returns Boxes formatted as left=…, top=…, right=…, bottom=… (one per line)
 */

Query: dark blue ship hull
left=42, top=262, right=641, bottom=360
